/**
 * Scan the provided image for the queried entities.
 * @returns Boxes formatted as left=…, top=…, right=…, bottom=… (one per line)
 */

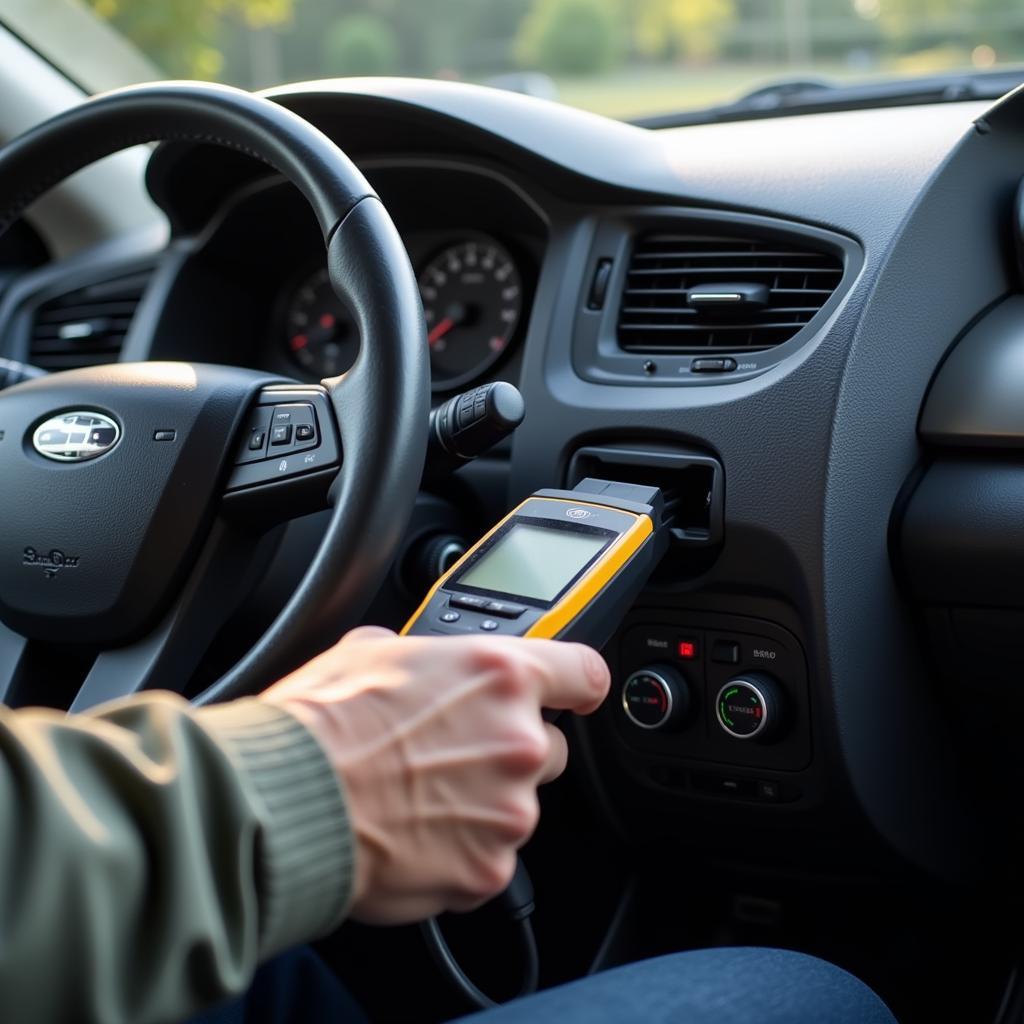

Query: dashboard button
left=711, top=640, right=740, bottom=664
left=587, top=258, right=613, bottom=310
left=691, top=358, right=737, bottom=373
left=693, top=774, right=756, bottom=799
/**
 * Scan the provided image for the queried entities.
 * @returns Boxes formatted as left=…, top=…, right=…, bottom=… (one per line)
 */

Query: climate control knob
left=715, top=673, right=784, bottom=741
left=621, top=665, right=690, bottom=731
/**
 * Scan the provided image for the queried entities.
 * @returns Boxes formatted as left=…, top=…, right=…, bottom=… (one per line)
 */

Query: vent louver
left=617, top=233, right=843, bottom=354
left=28, top=270, right=151, bottom=370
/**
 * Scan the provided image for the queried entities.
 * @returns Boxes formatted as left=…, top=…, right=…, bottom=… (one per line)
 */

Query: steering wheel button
left=295, top=424, right=315, bottom=442
left=247, top=430, right=266, bottom=451
left=270, top=424, right=292, bottom=445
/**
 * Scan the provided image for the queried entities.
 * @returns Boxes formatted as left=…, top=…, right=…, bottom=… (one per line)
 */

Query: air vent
left=617, top=233, right=843, bottom=354
left=28, top=269, right=151, bottom=370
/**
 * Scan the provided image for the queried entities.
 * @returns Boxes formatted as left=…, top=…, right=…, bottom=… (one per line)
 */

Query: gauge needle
left=428, top=317, right=455, bottom=346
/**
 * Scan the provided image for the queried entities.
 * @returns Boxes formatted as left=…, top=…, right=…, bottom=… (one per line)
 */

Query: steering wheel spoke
left=69, top=522, right=282, bottom=711
left=0, top=623, right=28, bottom=704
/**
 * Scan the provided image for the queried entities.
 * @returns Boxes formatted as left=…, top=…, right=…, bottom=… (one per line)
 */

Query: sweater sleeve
left=0, top=692, right=353, bottom=1024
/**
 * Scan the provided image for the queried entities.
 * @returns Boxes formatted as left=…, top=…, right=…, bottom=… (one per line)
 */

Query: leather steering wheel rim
left=0, top=82, right=429, bottom=704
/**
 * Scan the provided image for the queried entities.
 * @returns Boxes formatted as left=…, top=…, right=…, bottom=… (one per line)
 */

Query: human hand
left=261, top=626, right=609, bottom=924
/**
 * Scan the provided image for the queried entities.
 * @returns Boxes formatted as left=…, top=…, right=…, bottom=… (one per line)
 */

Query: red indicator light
left=678, top=641, right=696, bottom=660
left=290, top=334, right=308, bottom=351
left=319, top=313, right=336, bottom=329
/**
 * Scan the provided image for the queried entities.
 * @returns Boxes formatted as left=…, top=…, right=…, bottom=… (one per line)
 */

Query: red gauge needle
left=428, top=317, right=455, bottom=346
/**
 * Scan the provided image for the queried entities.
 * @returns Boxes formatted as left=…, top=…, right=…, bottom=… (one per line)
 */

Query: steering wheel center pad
left=0, top=363, right=281, bottom=644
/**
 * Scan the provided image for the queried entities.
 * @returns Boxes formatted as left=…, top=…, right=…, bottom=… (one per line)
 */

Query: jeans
left=190, top=944, right=896, bottom=1024
left=458, top=947, right=897, bottom=1024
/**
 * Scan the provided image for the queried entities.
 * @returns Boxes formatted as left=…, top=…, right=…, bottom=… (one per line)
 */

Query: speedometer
left=283, top=267, right=359, bottom=379
left=418, top=238, right=522, bottom=390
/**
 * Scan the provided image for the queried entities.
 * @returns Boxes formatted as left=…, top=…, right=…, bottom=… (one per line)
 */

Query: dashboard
left=2, top=78, right=1022, bottom=901
left=113, top=159, right=546, bottom=399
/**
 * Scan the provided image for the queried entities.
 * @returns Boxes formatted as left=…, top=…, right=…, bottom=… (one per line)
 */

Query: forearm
left=0, top=693, right=353, bottom=1024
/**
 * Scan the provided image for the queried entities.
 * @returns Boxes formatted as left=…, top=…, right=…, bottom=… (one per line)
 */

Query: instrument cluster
left=281, top=232, right=526, bottom=392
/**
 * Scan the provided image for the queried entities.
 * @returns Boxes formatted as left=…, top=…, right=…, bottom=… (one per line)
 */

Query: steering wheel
left=0, top=83, right=429, bottom=710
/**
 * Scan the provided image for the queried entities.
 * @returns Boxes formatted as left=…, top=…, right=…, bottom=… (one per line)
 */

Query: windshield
left=4, top=0, right=1024, bottom=121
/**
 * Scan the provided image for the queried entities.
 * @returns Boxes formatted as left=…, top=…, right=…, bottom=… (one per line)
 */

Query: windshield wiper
left=634, top=68, right=1024, bottom=129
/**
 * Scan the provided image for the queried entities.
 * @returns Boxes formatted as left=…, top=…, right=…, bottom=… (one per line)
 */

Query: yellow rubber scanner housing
left=401, top=496, right=654, bottom=640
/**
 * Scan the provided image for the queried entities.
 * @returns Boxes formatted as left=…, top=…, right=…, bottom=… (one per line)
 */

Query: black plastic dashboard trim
left=918, top=294, right=1024, bottom=448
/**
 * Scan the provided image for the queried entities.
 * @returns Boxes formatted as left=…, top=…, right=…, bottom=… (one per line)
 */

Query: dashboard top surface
left=260, top=79, right=987, bottom=241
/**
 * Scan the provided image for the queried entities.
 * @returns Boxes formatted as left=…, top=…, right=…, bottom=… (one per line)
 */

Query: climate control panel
left=600, top=611, right=812, bottom=801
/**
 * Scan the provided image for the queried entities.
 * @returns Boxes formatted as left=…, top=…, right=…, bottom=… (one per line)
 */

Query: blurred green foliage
left=516, top=0, right=621, bottom=75
left=84, top=0, right=293, bottom=78
left=82, top=0, right=1024, bottom=113
left=632, top=0, right=736, bottom=62
left=322, top=13, right=398, bottom=76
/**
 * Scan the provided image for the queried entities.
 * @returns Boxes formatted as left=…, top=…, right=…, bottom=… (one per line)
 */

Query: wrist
left=199, top=698, right=356, bottom=955
left=259, top=693, right=374, bottom=910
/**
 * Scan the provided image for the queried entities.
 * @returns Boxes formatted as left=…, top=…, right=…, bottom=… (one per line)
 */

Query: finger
left=517, top=639, right=611, bottom=714
left=339, top=625, right=397, bottom=646
left=538, top=722, right=568, bottom=784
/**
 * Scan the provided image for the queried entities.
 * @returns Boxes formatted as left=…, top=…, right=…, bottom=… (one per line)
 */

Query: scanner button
left=440, top=611, right=461, bottom=624
left=480, top=619, right=500, bottom=631
left=485, top=601, right=525, bottom=619
left=450, top=595, right=489, bottom=611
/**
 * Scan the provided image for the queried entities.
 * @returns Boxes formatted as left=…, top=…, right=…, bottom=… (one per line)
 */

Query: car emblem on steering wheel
left=31, top=411, right=120, bottom=462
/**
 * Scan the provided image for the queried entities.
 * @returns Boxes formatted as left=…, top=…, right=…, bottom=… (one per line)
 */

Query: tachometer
left=419, top=238, right=522, bottom=390
left=283, top=267, right=358, bottom=379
